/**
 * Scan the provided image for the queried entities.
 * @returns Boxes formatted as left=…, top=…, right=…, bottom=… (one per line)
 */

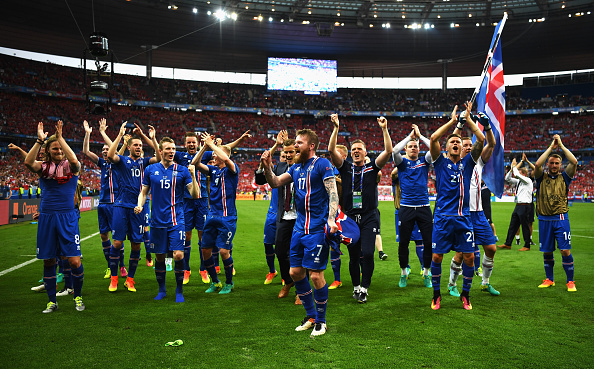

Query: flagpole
left=469, top=12, right=508, bottom=106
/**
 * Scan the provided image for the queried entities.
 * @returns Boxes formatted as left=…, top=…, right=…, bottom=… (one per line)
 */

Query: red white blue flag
left=476, top=18, right=506, bottom=198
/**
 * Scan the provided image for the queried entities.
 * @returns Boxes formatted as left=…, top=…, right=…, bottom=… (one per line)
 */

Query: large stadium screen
left=267, top=57, right=337, bottom=93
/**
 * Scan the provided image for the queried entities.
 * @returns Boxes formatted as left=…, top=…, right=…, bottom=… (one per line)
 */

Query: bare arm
left=556, top=135, right=578, bottom=178
left=8, top=143, right=28, bottom=160
left=328, top=114, right=344, bottom=168
left=107, top=122, right=127, bottom=164
left=324, top=176, right=339, bottom=234
left=118, top=134, right=131, bottom=155
left=191, top=142, right=209, bottom=174
left=203, top=133, right=235, bottom=173
left=392, top=129, right=413, bottom=166
left=55, top=121, right=80, bottom=175
left=98, top=118, right=114, bottom=147
left=523, top=153, right=535, bottom=171
left=430, top=105, right=458, bottom=161
left=261, top=150, right=293, bottom=188
left=82, top=120, right=99, bottom=164
left=534, top=137, right=557, bottom=179
left=259, top=130, right=286, bottom=170
left=24, top=122, right=47, bottom=174
left=375, top=116, right=393, bottom=168
left=147, top=125, right=161, bottom=164
left=226, top=130, right=252, bottom=149
left=135, top=185, right=150, bottom=214
left=187, top=164, right=200, bottom=198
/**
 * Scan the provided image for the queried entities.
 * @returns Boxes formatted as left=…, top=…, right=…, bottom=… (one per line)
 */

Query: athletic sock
left=461, top=262, right=474, bottom=294
left=294, top=277, right=316, bottom=318
left=482, top=255, right=494, bottom=284
left=415, top=244, right=424, bottom=268
left=544, top=254, right=555, bottom=281
left=474, top=249, right=481, bottom=271
left=128, top=249, right=141, bottom=278
left=313, top=283, right=329, bottom=324
left=204, top=255, right=219, bottom=283
left=264, top=243, right=276, bottom=273
left=449, top=259, right=462, bottom=286
left=109, top=246, right=120, bottom=277
left=212, top=246, right=220, bottom=267
left=515, top=235, right=521, bottom=242
left=62, top=260, right=72, bottom=289
left=58, top=257, right=64, bottom=274
left=71, top=264, right=84, bottom=298
left=102, top=240, right=111, bottom=264
left=184, top=239, right=192, bottom=271
left=155, top=260, right=166, bottom=299
left=174, top=260, right=184, bottom=294
left=198, top=239, right=205, bottom=272
left=119, top=245, right=125, bottom=268
left=401, top=267, right=408, bottom=276
left=144, top=230, right=152, bottom=261
left=562, top=254, right=574, bottom=283
left=223, top=256, right=234, bottom=285
left=44, top=264, right=57, bottom=303
left=431, top=260, right=442, bottom=292
left=330, top=249, right=341, bottom=282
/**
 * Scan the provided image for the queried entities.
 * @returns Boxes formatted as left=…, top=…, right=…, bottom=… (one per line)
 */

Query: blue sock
left=102, top=240, right=111, bottom=264
left=415, top=244, right=424, bottom=268
left=58, top=258, right=64, bottom=274
left=155, top=260, right=167, bottom=300
left=294, top=277, right=316, bottom=318
left=71, top=264, right=84, bottom=298
left=213, top=246, right=220, bottom=267
left=174, top=260, right=185, bottom=301
left=474, top=249, right=481, bottom=271
left=144, top=230, right=152, bottom=261
left=462, top=262, right=474, bottom=293
left=109, top=246, right=120, bottom=277
left=330, top=249, right=341, bottom=282
left=562, top=254, right=574, bottom=283
left=44, top=264, right=57, bottom=303
left=204, top=255, right=219, bottom=283
left=62, top=261, right=72, bottom=289
left=119, top=245, right=125, bottom=268
left=223, top=256, right=234, bottom=285
left=264, top=243, right=276, bottom=273
left=128, top=249, right=141, bottom=278
left=198, top=240, right=205, bottom=272
left=313, top=284, right=329, bottom=323
left=431, top=260, right=442, bottom=292
left=184, top=240, right=192, bottom=271
left=544, top=254, right=555, bottom=281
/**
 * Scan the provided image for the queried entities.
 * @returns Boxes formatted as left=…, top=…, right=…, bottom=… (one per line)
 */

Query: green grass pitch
left=0, top=201, right=593, bottom=369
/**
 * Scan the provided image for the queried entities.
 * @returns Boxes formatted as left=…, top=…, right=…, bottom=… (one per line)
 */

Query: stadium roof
left=1, top=0, right=593, bottom=77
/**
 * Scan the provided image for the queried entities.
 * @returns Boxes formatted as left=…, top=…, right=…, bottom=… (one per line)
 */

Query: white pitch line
left=532, top=230, right=594, bottom=239
left=0, top=232, right=100, bottom=277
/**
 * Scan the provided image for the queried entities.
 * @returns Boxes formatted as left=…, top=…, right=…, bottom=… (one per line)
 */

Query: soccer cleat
left=42, top=302, right=59, bottom=314
left=431, top=296, right=441, bottom=310
left=328, top=281, right=342, bottom=289
left=104, top=268, right=111, bottom=279
left=205, top=282, right=222, bottom=293
left=406, top=267, right=411, bottom=279
left=74, top=296, right=85, bottom=311
left=31, top=284, right=45, bottom=292
left=295, top=317, right=316, bottom=331
left=166, top=261, right=173, bottom=272
left=538, top=279, right=555, bottom=288
left=475, top=267, right=483, bottom=278
left=200, top=270, right=210, bottom=284
left=108, top=276, right=118, bottom=292
left=518, top=247, right=530, bottom=251
left=56, top=273, right=64, bottom=284
left=233, top=267, right=236, bottom=276
left=448, top=285, right=460, bottom=297
left=461, top=295, right=472, bottom=310
left=311, top=322, right=327, bottom=337
left=497, top=244, right=512, bottom=250
left=124, top=277, right=136, bottom=292
left=352, top=289, right=361, bottom=300
left=423, top=275, right=433, bottom=288
left=481, top=283, right=500, bottom=296
left=378, top=251, right=388, bottom=261
left=56, top=287, right=74, bottom=297
left=219, top=283, right=234, bottom=294
left=567, top=281, right=576, bottom=292
left=295, top=295, right=302, bottom=305
left=183, top=270, right=191, bottom=285
left=358, top=290, right=368, bottom=304
left=120, top=266, right=128, bottom=278
left=398, top=275, right=408, bottom=288
left=38, top=277, right=43, bottom=283
left=530, top=240, right=536, bottom=246
left=215, top=266, right=221, bottom=274
left=264, top=271, right=278, bottom=285
left=146, top=259, right=154, bottom=267
left=176, top=293, right=185, bottom=303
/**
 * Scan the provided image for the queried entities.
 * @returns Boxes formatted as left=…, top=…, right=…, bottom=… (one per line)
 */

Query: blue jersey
left=143, top=162, right=193, bottom=228
left=97, top=157, right=118, bottom=204
left=112, top=155, right=152, bottom=208
left=268, top=187, right=278, bottom=214
left=397, top=156, right=430, bottom=206
left=39, top=174, right=78, bottom=214
left=433, top=154, right=477, bottom=217
left=173, top=150, right=212, bottom=199
left=288, top=156, right=334, bottom=235
left=207, top=163, right=239, bottom=217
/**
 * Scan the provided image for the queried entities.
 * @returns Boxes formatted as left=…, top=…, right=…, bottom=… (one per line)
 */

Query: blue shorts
left=539, top=219, right=571, bottom=253
left=290, top=231, right=329, bottom=270
left=202, top=215, right=237, bottom=251
left=112, top=206, right=145, bottom=243
left=432, top=213, right=475, bottom=254
left=37, top=210, right=81, bottom=259
left=150, top=224, right=186, bottom=254
left=470, top=211, right=497, bottom=246
left=183, top=197, right=209, bottom=232
left=263, top=212, right=277, bottom=244
left=97, top=203, right=113, bottom=234
left=395, top=210, right=423, bottom=243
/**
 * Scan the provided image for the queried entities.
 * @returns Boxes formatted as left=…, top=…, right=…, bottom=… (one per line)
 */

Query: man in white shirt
left=498, top=156, right=534, bottom=251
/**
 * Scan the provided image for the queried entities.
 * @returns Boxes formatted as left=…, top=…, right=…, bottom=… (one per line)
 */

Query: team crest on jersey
left=173, top=171, right=177, bottom=177
left=416, top=160, right=420, bottom=165
left=459, top=164, right=464, bottom=170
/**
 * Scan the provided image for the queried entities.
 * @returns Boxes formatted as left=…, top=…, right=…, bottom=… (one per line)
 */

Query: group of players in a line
left=26, top=99, right=577, bottom=337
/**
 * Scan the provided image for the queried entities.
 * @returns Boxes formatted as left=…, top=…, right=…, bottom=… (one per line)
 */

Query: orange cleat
left=108, top=276, right=118, bottom=292
left=124, top=277, right=136, bottom=292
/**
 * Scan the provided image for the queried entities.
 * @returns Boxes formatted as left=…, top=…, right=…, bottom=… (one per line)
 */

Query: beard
left=294, top=149, right=308, bottom=164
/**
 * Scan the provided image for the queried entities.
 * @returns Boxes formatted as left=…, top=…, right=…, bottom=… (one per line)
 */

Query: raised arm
left=523, top=153, right=535, bottom=171
left=8, top=143, right=28, bottom=160
left=118, top=134, right=130, bottom=155
left=98, top=118, right=114, bottom=147
left=133, top=123, right=155, bottom=150
left=328, top=114, right=344, bottom=168
left=534, top=136, right=557, bottom=179
left=324, top=176, right=339, bottom=234
left=226, top=130, right=252, bottom=149
left=476, top=112, right=496, bottom=163
left=392, top=129, right=414, bottom=166
left=463, top=102, right=485, bottom=162
left=187, top=164, right=200, bottom=198
left=259, top=130, right=286, bottom=171
left=556, top=135, right=578, bottom=178
left=24, top=122, right=48, bottom=174
left=147, top=125, right=161, bottom=164
left=191, top=141, right=209, bottom=174
left=430, top=105, right=458, bottom=161
left=107, top=122, right=127, bottom=164
left=82, top=120, right=99, bottom=164
left=55, top=121, right=80, bottom=175
left=203, top=133, right=235, bottom=173
left=375, top=116, right=393, bottom=168
left=261, top=150, right=293, bottom=188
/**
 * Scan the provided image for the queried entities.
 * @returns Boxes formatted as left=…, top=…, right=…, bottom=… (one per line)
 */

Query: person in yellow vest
left=19, top=186, right=24, bottom=199
left=533, top=134, right=578, bottom=292
left=36, top=186, right=41, bottom=198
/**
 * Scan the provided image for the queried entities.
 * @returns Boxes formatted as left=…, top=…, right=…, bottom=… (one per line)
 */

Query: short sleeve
left=142, top=166, right=151, bottom=187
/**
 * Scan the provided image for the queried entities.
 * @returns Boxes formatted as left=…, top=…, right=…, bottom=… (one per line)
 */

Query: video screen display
left=267, top=57, right=337, bottom=93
